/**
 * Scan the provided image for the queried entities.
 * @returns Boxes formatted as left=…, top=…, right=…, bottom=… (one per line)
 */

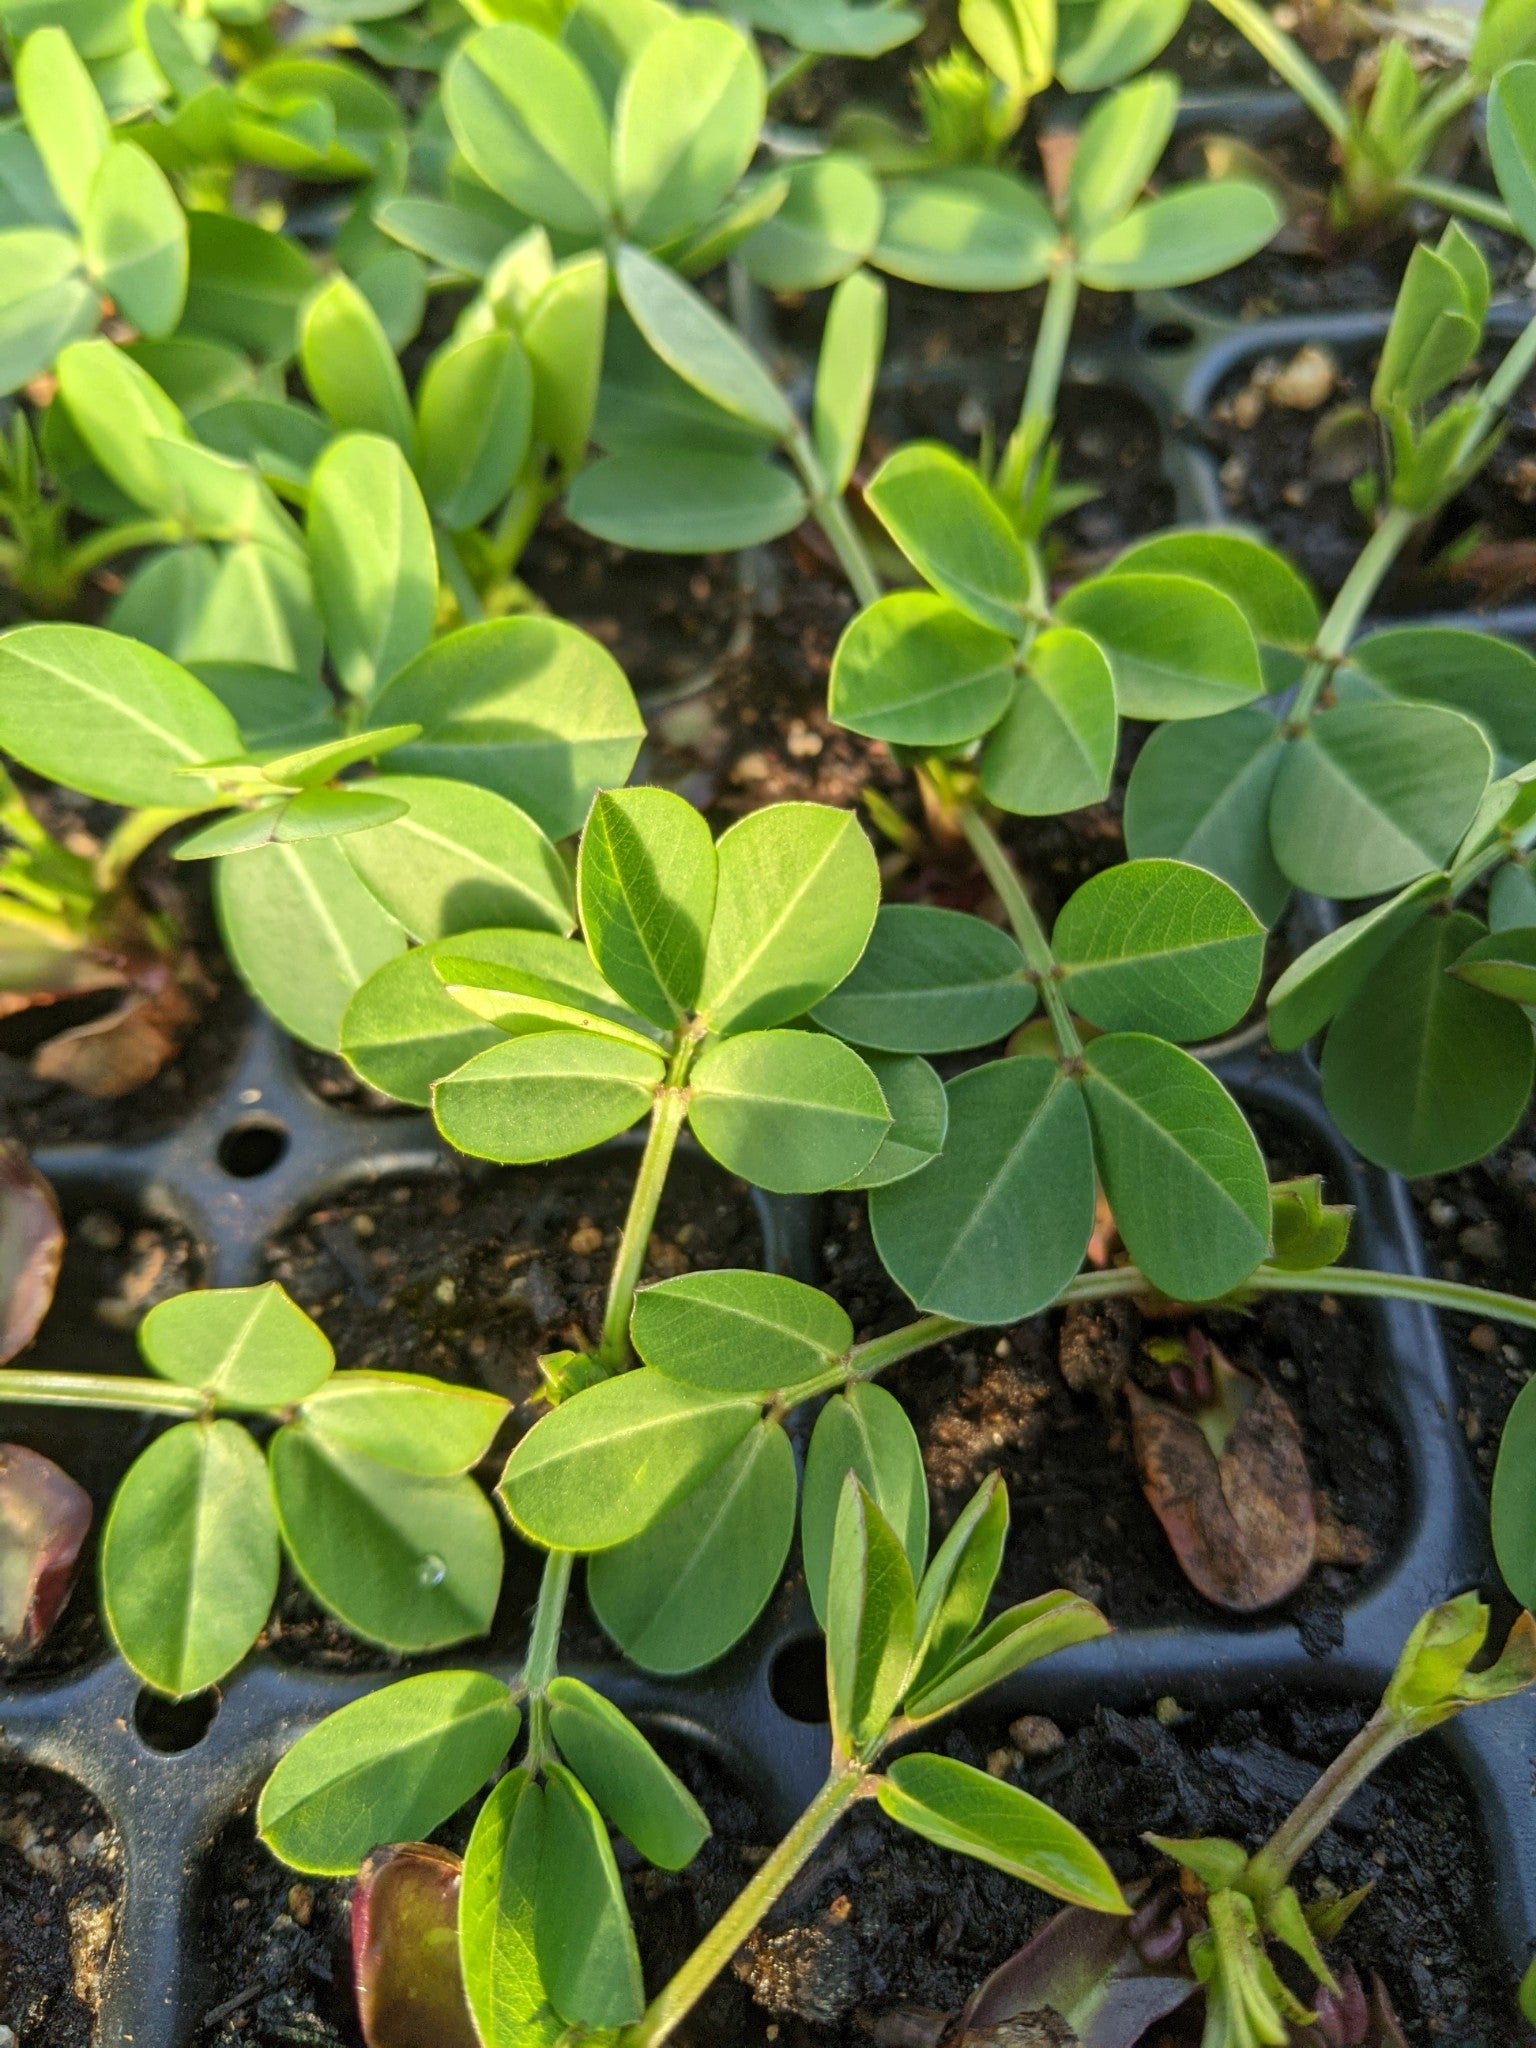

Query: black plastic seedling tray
left=1, top=1008, right=1533, bottom=2046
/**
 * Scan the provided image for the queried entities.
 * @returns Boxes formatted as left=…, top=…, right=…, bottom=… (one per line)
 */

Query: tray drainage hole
left=134, top=1687, right=219, bottom=1753
left=217, top=1119, right=289, bottom=1179
left=769, top=1636, right=829, bottom=1724
left=1141, top=319, right=1196, bottom=353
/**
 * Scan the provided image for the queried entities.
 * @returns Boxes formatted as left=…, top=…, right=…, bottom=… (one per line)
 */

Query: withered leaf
left=1127, top=1370, right=1316, bottom=1612
left=0, top=1141, right=64, bottom=1363
left=0, top=1442, right=92, bottom=1655
left=31, top=973, right=201, bottom=1099
left=958, top=1893, right=1194, bottom=2048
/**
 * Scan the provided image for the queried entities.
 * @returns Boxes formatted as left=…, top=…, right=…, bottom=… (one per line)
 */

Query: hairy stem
left=788, top=426, right=883, bottom=609
left=1288, top=504, right=1417, bottom=727
left=595, top=1068, right=693, bottom=1369
left=1015, top=258, right=1080, bottom=470
left=96, top=807, right=207, bottom=889
left=1202, top=0, right=1348, bottom=140
left=61, top=517, right=184, bottom=584
left=1247, top=1704, right=1409, bottom=1891
left=959, top=805, right=1082, bottom=1060
left=620, top=1766, right=874, bottom=2048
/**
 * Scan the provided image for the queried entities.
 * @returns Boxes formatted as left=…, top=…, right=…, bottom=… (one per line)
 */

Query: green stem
left=0, top=1372, right=208, bottom=1415
left=1237, top=1261, right=1536, bottom=1332
left=1401, top=66, right=1483, bottom=164
left=766, top=47, right=819, bottom=102
left=437, top=529, right=486, bottom=625
left=61, top=517, right=183, bottom=583
left=1247, top=1704, right=1409, bottom=1892
left=1472, top=306, right=1536, bottom=422
left=788, top=427, right=883, bottom=610
left=1015, top=259, right=1080, bottom=457
left=619, top=1765, right=873, bottom=2048
left=520, top=1547, right=574, bottom=1768
left=1288, top=504, right=1417, bottom=728
left=1202, top=0, right=1349, bottom=140
left=959, top=804, right=1082, bottom=1060
left=1394, top=172, right=1516, bottom=237
left=594, top=1058, right=694, bottom=1369
left=95, top=806, right=206, bottom=889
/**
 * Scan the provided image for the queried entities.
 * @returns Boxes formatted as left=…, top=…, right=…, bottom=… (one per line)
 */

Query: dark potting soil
left=772, top=270, right=1132, bottom=374
left=0, top=1758, right=121, bottom=2048
left=199, top=1811, right=360, bottom=2047
left=1409, top=1110, right=1536, bottom=1507
left=672, top=1696, right=1520, bottom=2046
left=521, top=515, right=751, bottom=703
left=816, top=1091, right=1403, bottom=1640
left=1202, top=337, right=1536, bottom=609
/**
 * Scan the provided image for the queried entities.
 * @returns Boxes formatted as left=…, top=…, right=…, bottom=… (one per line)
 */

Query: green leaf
left=826, top=1479, right=916, bottom=1756
left=613, top=14, right=763, bottom=243
left=101, top=1420, right=278, bottom=1697
left=801, top=1382, right=928, bottom=1627
left=1322, top=911, right=1535, bottom=1175
left=416, top=329, right=534, bottom=532
left=498, top=1368, right=760, bottom=1551
left=525, top=251, right=608, bottom=480
left=184, top=211, right=315, bottom=363
left=615, top=245, right=794, bottom=439
left=300, top=272, right=413, bottom=449
left=1123, top=708, right=1290, bottom=928
left=829, top=591, right=1017, bottom=749
left=258, top=1670, right=519, bottom=1876
left=1052, top=858, right=1265, bottom=1041
left=877, top=1756, right=1128, bottom=1913
left=1372, top=239, right=1484, bottom=413
left=269, top=1424, right=503, bottom=1650
left=139, top=1282, right=333, bottom=1407
left=578, top=786, right=717, bottom=1024
left=697, top=802, right=880, bottom=1034
left=842, top=1052, right=947, bottom=1188
left=460, top=1771, right=563, bottom=2048
left=433, top=953, right=658, bottom=1048
left=633, top=1270, right=851, bottom=1394
left=811, top=903, right=1033, bottom=1053
left=546, top=1678, right=709, bottom=1868
left=874, top=166, right=1059, bottom=290
left=742, top=154, right=883, bottom=291
left=905, top=1590, right=1109, bottom=1719
left=56, top=335, right=190, bottom=518
left=307, top=433, right=436, bottom=701
left=1266, top=873, right=1445, bottom=1052
left=1346, top=627, right=1536, bottom=770
left=215, top=837, right=408, bottom=1053
left=867, top=441, right=1032, bottom=636
left=1110, top=531, right=1319, bottom=654
left=15, top=27, right=110, bottom=226
left=341, top=774, right=573, bottom=943
left=1450, top=925, right=1536, bottom=1005
left=910, top=1473, right=1007, bottom=1692
left=960, top=0, right=1052, bottom=100
left=1489, top=60, right=1536, bottom=247
left=1067, top=73, right=1178, bottom=238
left=980, top=624, right=1117, bottom=816
left=688, top=1028, right=890, bottom=1192
left=82, top=141, right=187, bottom=337
left=813, top=267, right=886, bottom=495
left=567, top=447, right=810, bottom=551
left=342, top=930, right=605, bottom=1105
left=434, top=1030, right=664, bottom=1163
left=367, top=617, right=643, bottom=842
left=596, top=304, right=773, bottom=457
left=1493, top=1375, right=1536, bottom=1607
left=536, top=1764, right=644, bottom=2028
left=1081, top=1034, right=1269, bottom=1300
left=0, top=231, right=96, bottom=395
left=1055, top=0, right=1195, bottom=85
left=446, top=24, right=612, bottom=234
left=0, top=624, right=242, bottom=809
left=1270, top=701, right=1491, bottom=898
left=1056, top=573, right=1263, bottom=721
left=299, top=1372, right=508, bottom=1475
left=1075, top=179, right=1281, bottom=290
left=1268, top=1175, right=1353, bottom=1272
left=870, top=1057, right=1094, bottom=1323
left=588, top=1421, right=797, bottom=1673
left=1492, top=862, right=1536, bottom=931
